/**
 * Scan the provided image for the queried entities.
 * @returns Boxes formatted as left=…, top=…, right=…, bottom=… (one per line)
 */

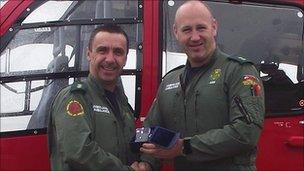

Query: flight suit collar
left=181, top=48, right=220, bottom=90
left=184, top=48, right=220, bottom=70
left=87, top=74, right=106, bottom=96
left=87, top=74, right=128, bottom=109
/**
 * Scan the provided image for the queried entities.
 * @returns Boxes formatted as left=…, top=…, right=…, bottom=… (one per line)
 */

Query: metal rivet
left=297, top=11, right=303, bottom=18
left=139, top=4, right=143, bottom=8
left=137, top=87, right=141, bottom=91
left=26, top=8, right=30, bottom=12
left=168, top=0, right=175, bottom=6
left=9, top=28, right=13, bottom=32
left=34, top=130, right=38, bottom=134
left=138, top=45, right=142, bottom=50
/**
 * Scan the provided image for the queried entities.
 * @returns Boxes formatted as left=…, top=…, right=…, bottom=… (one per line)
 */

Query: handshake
left=130, top=126, right=180, bottom=153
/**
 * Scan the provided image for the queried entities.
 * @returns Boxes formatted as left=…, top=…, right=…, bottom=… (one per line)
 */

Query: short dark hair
left=88, top=24, right=129, bottom=54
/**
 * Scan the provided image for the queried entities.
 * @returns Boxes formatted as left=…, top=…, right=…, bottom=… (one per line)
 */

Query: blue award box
left=130, top=126, right=180, bottom=153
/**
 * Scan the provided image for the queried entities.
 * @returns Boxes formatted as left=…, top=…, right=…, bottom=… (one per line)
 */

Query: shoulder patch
left=70, top=82, right=87, bottom=94
left=66, top=100, right=84, bottom=116
left=163, top=65, right=185, bottom=78
left=242, top=75, right=262, bottom=96
left=227, top=55, right=253, bottom=64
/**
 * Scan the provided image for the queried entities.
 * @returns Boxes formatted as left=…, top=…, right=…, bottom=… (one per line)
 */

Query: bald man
left=140, top=1, right=265, bottom=170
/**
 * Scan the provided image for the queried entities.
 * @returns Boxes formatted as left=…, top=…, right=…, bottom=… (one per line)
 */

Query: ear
left=173, top=23, right=178, bottom=40
left=212, top=19, right=218, bottom=37
left=86, top=47, right=91, bottom=61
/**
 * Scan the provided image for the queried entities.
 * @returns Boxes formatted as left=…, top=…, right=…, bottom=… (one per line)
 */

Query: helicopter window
left=278, top=63, right=298, bottom=84
left=1, top=82, right=26, bottom=113
left=22, top=0, right=138, bottom=24
left=0, top=0, right=142, bottom=132
left=68, top=1, right=138, bottom=20
left=23, top=1, right=73, bottom=24
left=0, top=0, right=7, bottom=9
left=121, top=76, right=136, bottom=108
left=162, top=1, right=303, bottom=116
left=0, top=33, right=74, bottom=73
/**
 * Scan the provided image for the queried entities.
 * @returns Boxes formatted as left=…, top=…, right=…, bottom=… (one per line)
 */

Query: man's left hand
left=130, top=161, right=152, bottom=171
left=140, top=139, right=183, bottom=159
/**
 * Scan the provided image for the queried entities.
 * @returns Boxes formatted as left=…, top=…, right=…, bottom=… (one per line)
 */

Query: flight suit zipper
left=107, top=96, right=131, bottom=164
left=113, top=120, right=120, bottom=157
left=194, top=91, right=199, bottom=132
left=121, top=111, right=130, bottom=164
left=105, top=96, right=121, bottom=158
left=183, top=98, right=187, bottom=130
left=234, top=96, right=252, bottom=124
left=180, top=75, right=188, bottom=131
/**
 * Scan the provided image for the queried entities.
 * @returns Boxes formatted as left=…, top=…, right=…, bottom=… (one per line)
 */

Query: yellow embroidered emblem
left=210, top=69, right=221, bottom=81
left=66, top=100, right=84, bottom=116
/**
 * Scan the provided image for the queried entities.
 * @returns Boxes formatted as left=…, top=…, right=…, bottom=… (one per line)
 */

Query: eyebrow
left=181, top=25, right=191, bottom=30
left=113, top=47, right=126, bottom=54
left=94, top=45, right=126, bottom=54
left=95, top=45, right=108, bottom=52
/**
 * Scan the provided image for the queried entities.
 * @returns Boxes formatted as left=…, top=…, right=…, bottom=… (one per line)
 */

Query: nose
left=190, top=31, right=200, bottom=41
left=104, top=51, right=115, bottom=63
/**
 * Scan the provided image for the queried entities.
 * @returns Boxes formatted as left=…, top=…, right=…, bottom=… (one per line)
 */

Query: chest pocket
left=159, top=87, right=184, bottom=131
left=121, top=107, right=136, bottom=142
left=92, top=105, right=119, bottom=155
left=193, top=82, right=229, bottom=131
left=196, top=82, right=226, bottom=102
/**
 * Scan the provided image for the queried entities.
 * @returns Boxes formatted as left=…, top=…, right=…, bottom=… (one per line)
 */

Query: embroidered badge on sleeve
left=242, top=75, right=261, bottom=96
left=66, top=100, right=84, bottom=116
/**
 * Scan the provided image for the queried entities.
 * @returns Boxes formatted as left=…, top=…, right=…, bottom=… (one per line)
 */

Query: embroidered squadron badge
left=242, top=75, right=261, bottom=96
left=209, top=69, right=221, bottom=84
left=66, top=100, right=84, bottom=116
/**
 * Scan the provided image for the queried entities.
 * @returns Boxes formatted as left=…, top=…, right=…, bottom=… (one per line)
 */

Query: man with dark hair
left=140, top=1, right=265, bottom=170
left=48, top=24, right=151, bottom=171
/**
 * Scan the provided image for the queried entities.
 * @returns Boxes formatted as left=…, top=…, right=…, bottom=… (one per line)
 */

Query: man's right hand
left=140, top=139, right=184, bottom=159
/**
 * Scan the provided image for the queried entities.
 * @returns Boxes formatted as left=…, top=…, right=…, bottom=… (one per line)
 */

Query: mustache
left=100, top=61, right=118, bottom=70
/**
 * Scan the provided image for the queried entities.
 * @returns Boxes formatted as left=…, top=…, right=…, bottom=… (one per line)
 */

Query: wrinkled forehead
left=93, top=31, right=127, bottom=49
left=93, top=31, right=127, bottom=45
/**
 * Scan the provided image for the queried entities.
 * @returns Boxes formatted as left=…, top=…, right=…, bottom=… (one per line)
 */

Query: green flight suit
left=142, top=49, right=265, bottom=171
left=48, top=74, right=138, bottom=171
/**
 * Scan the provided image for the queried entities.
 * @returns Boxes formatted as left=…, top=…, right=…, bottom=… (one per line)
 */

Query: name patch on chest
left=165, top=82, right=180, bottom=90
left=93, top=105, right=110, bottom=114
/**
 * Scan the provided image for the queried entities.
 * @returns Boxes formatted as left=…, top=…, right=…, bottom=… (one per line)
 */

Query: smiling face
left=173, top=1, right=218, bottom=67
left=87, top=31, right=127, bottom=90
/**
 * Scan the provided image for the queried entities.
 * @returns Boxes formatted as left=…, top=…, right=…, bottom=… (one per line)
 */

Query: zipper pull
left=234, top=96, right=252, bottom=124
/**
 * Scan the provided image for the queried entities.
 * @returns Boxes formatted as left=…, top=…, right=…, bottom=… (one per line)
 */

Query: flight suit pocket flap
left=240, top=96, right=264, bottom=128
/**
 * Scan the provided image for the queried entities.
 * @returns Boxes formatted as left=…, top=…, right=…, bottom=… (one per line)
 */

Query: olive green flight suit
left=142, top=49, right=265, bottom=171
left=48, top=74, right=137, bottom=171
